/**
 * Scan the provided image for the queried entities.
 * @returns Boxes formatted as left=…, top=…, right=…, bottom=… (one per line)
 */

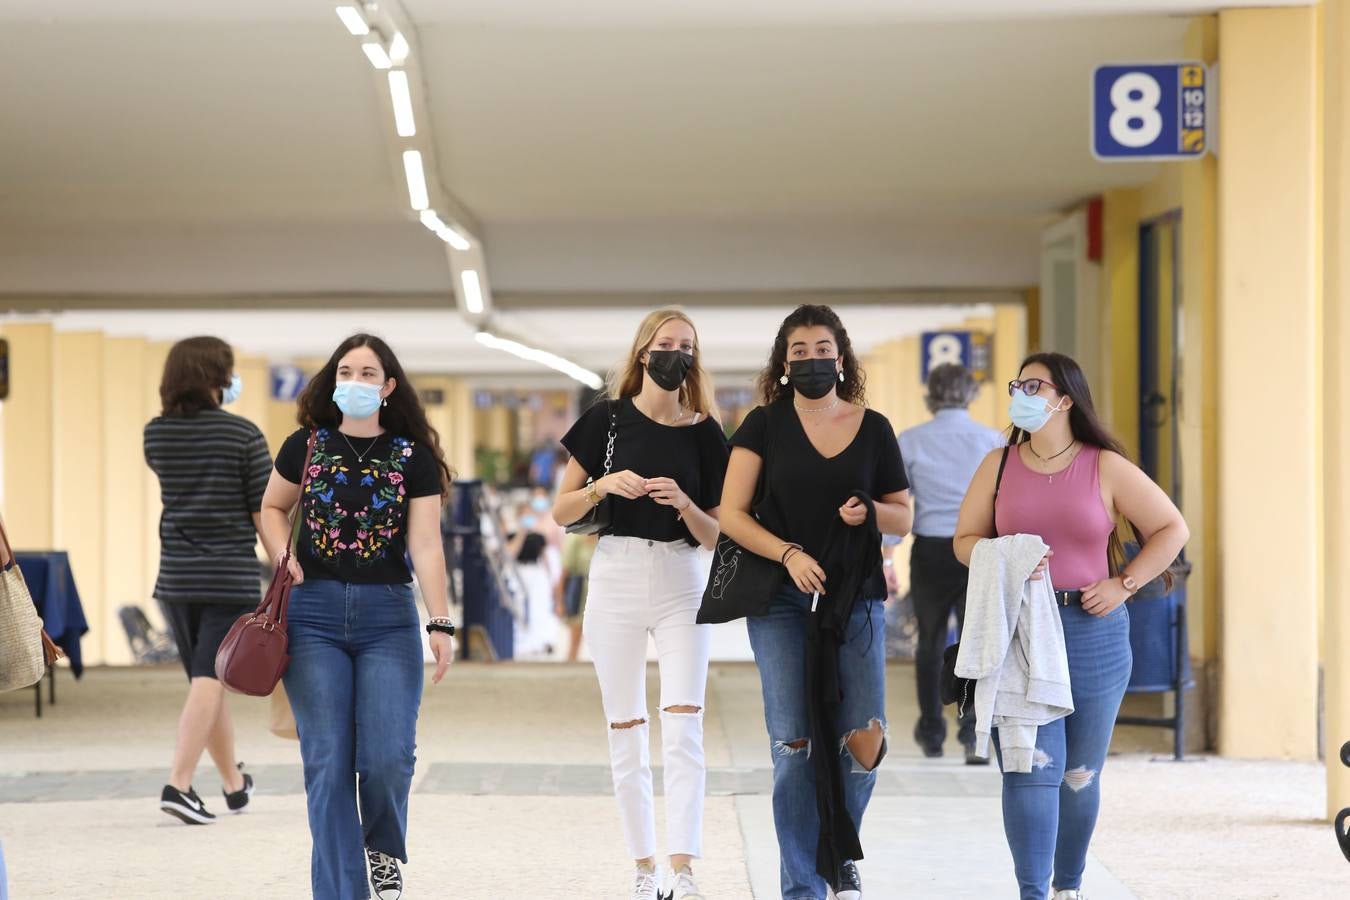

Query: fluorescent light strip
left=402, top=150, right=429, bottom=211
left=362, top=41, right=392, bottom=70
left=418, top=210, right=473, bottom=251
left=388, top=70, right=416, bottom=137
left=389, top=31, right=410, bottom=64
left=335, top=6, right=369, bottom=36
left=461, top=270, right=485, bottom=314
left=475, top=332, right=604, bottom=390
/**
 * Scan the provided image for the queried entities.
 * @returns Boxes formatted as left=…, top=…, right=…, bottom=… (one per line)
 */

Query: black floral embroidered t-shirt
left=275, top=427, right=442, bottom=584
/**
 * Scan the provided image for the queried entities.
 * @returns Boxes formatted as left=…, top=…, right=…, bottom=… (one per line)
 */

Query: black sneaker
left=223, top=763, right=254, bottom=812
left=837, top=859, right=862, bottom=900
left=160, top=784, right=216, bottom=825
left=914, top=721, right=944, bottom=758
left=964, top=742, right=990, bottom=766
left=367, top=848, right=403, bottom=900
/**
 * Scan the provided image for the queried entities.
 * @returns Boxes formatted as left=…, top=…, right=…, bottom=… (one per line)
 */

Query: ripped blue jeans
left=994, top=602, right=1132, bottom=900
left=747, top=585, right=887, bottom=900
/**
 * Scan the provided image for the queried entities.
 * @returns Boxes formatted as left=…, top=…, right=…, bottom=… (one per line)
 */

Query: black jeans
left=910, top=535, right=975, bottom=747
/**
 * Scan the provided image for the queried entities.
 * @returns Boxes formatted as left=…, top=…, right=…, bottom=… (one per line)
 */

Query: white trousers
left=584, top=536, right=712, bottom=860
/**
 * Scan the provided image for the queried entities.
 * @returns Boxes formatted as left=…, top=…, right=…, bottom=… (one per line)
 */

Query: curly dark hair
left=755, top=304, right=867, bottom=406
left=295, top=333, right=454, bottom=498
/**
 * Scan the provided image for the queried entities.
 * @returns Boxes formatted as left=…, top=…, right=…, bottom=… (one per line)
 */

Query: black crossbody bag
left=566, top=401, right=618, bottom=536
left=696, top=405, right=784, bottom=624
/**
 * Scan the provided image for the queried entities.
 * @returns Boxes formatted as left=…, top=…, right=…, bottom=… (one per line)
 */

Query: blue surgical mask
left=1009, top=391, right=1066, bottom=433
left=221, top=374, right=242, bottom=406
left=520, top=514, right=538, bottom=530
left=332, top=381, right=383, bottom=419
left=531, top=496, right=550, bottom=514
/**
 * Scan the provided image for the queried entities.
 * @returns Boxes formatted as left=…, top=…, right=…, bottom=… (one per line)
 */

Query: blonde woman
left=552, top=309, right=729, bottom=900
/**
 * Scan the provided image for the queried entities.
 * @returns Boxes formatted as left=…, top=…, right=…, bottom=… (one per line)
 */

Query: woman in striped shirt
left=144, top=335, right=271, bottom=826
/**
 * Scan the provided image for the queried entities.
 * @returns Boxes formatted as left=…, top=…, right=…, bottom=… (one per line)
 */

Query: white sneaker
left=1051, top=891, right=1086, bottom=900
left=631, top=866, right=660, bottom=900
left=666, top=865, right=706, bottom=900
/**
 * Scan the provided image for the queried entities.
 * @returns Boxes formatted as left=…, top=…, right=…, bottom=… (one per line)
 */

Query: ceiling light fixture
left=335, top=6, right=370, bottom=36
left=388, top=70, right=416, bottom=136
left=461, top=270, right=485, bottom=314
left=402, top=150, right=429, bottom=211
left=418, top=210, right=473, bottom=251
left=362, top=40, right=392, bottom=70
left=475, top=332, right=604, bottom=390
left=389, top=31, right=410, bottom=64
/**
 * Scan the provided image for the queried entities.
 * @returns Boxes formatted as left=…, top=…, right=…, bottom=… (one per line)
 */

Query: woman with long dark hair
left=719, top=304, right=912, bottom=900
left=145, top=336, right=269, bottom=825
left=953, top=352, right=1188, bottom=900
left=552, top=308, right=728, bottom=900
left=259, top=334, right=455, bottom=900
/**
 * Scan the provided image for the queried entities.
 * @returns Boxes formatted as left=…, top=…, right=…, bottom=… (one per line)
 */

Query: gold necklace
left=795, top=397, right=841, bottom=414
left=636, top=399, right=688, bottom=426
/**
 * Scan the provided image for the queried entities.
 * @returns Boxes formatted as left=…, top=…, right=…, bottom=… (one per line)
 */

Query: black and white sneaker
left=160, top=784, right=216, bottom=825
left=366, top=848, right=403, bottom=900
left=836, top=859, right=862, bottom=900
left=222, top=763, right=254, bottom=812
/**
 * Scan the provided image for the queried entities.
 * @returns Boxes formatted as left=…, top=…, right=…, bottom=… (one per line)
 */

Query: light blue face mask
left=531, top=496, right=550, bottom=514
left=520, top=514, right=538, bottom=530
left=332, top=381, right=383, bottom=419
left=1009, top=391, right=1066, bottom=433
left=221, top=374, right=243, bottom=406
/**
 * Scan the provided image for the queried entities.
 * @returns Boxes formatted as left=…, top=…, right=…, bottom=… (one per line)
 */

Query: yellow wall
left=1322, top=0, right=1350, bottom=818
left=1217, top=6, right=1321, bottom=760
left=101, top=336, right=149, bottom=666
left=1101, top=188, right=1142, bottom=459
left=0, top=322, right=54, bottom=548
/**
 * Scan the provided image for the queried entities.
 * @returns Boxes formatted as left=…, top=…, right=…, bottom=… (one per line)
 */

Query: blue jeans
left=284, top=579, right=424, bottom=900
left=995, top=603, right=1132, bottom=900
left=746, top=586, right=888, bottom=900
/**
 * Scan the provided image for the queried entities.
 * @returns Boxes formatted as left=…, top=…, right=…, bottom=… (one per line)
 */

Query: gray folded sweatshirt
left=955, top=534, right=1073, bottom=772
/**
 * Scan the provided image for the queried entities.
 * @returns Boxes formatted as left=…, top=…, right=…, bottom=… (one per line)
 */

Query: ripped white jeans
left=584, top=536, right=711, bottom=859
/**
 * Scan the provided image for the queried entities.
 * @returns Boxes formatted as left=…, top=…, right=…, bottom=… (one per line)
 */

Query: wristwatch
left=1119, top=574, right=1139, bottom=596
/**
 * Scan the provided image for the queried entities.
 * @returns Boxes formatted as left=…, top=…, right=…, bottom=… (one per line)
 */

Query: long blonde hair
left=609, top=308, right=714, bottom=416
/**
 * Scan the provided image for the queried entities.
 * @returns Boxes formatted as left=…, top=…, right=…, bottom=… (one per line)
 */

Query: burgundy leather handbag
left=215, top=431, right=315, bottom=697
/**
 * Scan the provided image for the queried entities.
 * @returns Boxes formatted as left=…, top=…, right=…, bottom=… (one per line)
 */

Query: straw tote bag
left=0, top=514, right=61, bottom=693
left=214, top=431, right=316, bottom=697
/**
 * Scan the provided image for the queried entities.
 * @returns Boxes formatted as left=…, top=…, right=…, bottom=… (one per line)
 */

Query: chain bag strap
left=566, top=401, right=618, bottom=536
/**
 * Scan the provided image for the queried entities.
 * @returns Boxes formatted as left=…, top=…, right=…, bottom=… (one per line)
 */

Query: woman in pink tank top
left=952, top=352, right=1189, bottom=900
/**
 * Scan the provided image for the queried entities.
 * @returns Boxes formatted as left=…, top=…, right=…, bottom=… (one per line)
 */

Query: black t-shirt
left=730, top=398, right=908, bottom=593
left=560, top=397, right=730, bottom=544
left=515, top=532, right=547, bottom=564
left=275, top=427, right=442, bottom=584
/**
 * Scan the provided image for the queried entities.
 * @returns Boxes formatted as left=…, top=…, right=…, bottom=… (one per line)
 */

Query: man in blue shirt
left=898, top=364, right=1004, bottom=762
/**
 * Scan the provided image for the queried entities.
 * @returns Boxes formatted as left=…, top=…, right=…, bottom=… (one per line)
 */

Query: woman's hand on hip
left=429, top=631, right=455, bottom=684
left=597, top=470, right=648, bottom=500
left=785, top=550, right=827, bottom=595
left=1080, top=577, right=1130, bottom=617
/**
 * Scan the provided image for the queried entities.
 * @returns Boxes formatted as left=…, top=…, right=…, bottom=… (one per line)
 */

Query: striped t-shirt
left=144, top=409, right=272, bottom=604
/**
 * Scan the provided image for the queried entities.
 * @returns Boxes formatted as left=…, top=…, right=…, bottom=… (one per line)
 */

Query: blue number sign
left=921, top=332, right=992, bottom=384
left=1093, top=63, right=1208, bottom=160
left=269, top=365, right=307, bottom=402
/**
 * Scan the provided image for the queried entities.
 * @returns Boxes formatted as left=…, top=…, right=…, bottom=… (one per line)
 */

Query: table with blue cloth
left=13, top=551, right=89, bottom=717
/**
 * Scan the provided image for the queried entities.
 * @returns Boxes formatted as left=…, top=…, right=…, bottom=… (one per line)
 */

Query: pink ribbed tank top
left=994, top=444, right=1115, bottom=590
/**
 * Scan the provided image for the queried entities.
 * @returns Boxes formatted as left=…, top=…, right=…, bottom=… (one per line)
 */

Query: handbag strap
left=990, top=443, right=1011, bottom=534
left=283, top=430, right=319, bottom=561
left=599, top=400, right=618, bottom=478
left=0, top=512, right=14, bottom=571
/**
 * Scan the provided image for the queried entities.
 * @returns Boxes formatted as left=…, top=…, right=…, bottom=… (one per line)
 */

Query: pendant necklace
left=340, top=431, right=381, bottom=464
left=1027, top=439, right=1077, bottom=484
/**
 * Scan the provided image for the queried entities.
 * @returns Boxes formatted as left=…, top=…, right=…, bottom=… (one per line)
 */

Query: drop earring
left=382, top=398, right=388, bottom=407
left=779, top=374, right=789, bottom=386
left=838, top=370, right=845, bottom=382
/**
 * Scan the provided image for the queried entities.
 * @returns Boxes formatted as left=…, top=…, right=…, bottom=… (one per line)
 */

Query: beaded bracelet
left=425, top=618, right=457, bottom=637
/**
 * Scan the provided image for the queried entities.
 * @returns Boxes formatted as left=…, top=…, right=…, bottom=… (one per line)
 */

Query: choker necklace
left=795, top=397, right=841, bottom=414
left=339, top=431, right=381, bottom=463
left=1027, top=438, right=1076, bottom=462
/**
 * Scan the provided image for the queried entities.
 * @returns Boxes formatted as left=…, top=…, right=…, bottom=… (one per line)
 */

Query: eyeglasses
left=1007, top=378, right=1060, bottom=398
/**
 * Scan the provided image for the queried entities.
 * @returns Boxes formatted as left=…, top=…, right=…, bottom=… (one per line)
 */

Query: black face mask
left=789, top=358, right=840, bottom=400
left=645, top=350, right=695, bottom=392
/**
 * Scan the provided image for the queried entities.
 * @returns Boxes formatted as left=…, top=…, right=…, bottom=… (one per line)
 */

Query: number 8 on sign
left=928, top=335, right=965, bottom=369
left=1108, top=73, right=1163, bottom=149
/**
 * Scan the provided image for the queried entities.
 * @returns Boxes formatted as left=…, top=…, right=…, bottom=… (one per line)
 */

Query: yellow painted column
left=53, top=332, right=108, bottom=665
left=1101, top=188, right=1142, bottom=457
left=1322, top=0, right=1350, bottom=817
left=142, top=340, right=171, bottom=630
left=1181, top=16, right=1221, bottom=664
left=232, top=352, right=270, bottom=434
left=1217, top=7, right=1320, bottom=759
left=992, top=302, right=1025, bottom=434
left=100, top=337, right=148, bottom=666
left=0, top=322, right=54, bottom=548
